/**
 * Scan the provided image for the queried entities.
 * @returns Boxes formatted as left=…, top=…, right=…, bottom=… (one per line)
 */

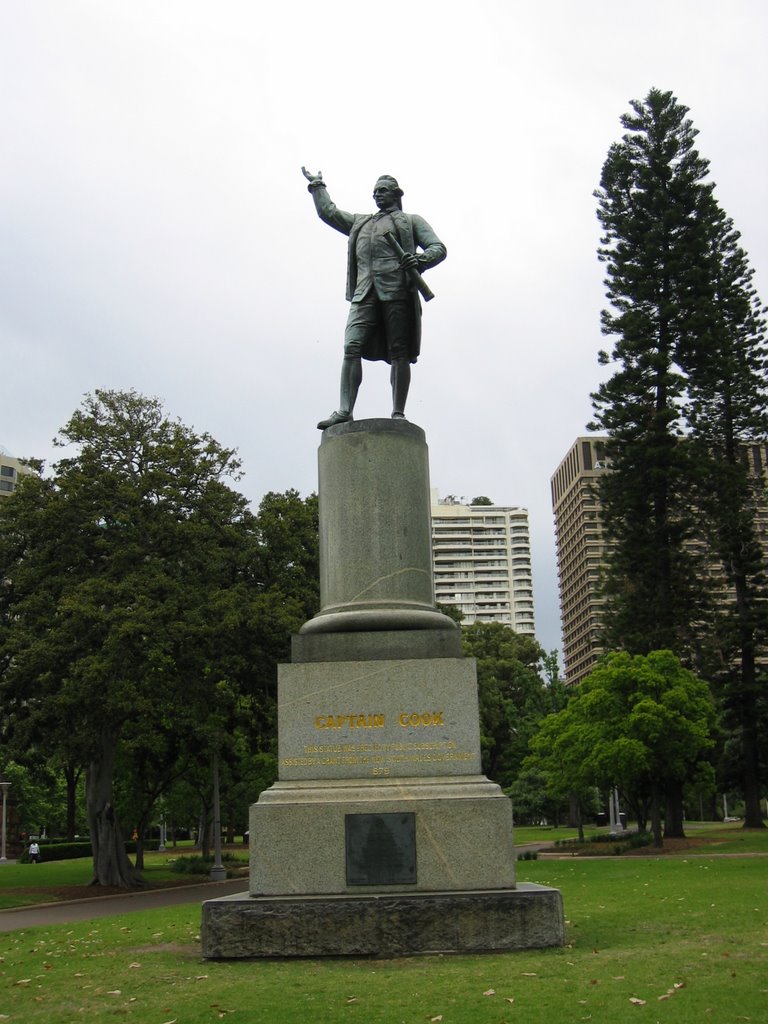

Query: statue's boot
left=391, top=357, right=411, bottom=420
left=317, top=356, right=362, bottom=430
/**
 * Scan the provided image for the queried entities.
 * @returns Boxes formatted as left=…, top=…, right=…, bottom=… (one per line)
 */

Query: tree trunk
left=664, top=780, right=686, bottom=838
left=86, top=737, right=144, bottom=888
left=735, top=611, right=766, bottom=829
left=63, top=762, right=82, bottom=841
left=567, top=792, right=580, bottom=829
left=198, top=800, right=212, bottom=858
left=651, top=788, right=663, bottom=848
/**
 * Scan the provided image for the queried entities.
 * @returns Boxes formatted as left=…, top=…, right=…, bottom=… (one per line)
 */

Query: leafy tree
left=0, top=390, right=255, bottom=886
left=470, top=496, right=493, bottom=506
left=527, top=651, right=716, bottom=846
left=460, top=622, right=547, bottom=788
left=506, top=767, right=563, bottom=828
left=436, top=602, right=464, bottom=624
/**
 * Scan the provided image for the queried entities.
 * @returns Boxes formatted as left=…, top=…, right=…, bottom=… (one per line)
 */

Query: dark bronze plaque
left=345, top=813, right=417, bottom=886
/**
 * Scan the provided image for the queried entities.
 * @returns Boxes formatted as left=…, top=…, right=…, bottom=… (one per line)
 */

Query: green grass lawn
left=0, top=852, right=224, bottom=910
left=1, top=854, right=766, bottom=1023
left=513, top=824, right=601, bottom=845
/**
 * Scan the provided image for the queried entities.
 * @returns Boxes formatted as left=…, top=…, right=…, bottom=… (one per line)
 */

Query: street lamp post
left=210, top=752, right=227, bottom=882
left=158, top=803, right=167, bottom=852
left=0, top=782, right=11, bottom=864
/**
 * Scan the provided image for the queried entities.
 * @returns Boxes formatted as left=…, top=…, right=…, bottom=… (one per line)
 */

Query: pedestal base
left=250, top=776, right=516, bottom=895
left=202, top=885, right=565, bottom=958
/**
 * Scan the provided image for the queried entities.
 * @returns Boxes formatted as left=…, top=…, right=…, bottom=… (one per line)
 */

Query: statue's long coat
left=310, top=185, right=446, bottom=363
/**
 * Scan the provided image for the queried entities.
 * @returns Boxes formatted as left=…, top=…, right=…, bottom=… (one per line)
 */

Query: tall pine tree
left=684, top=202, right=768, bottom=828
left=592, top=88, right=714, bottom=660
left=592, top=88, right=768, bottom=830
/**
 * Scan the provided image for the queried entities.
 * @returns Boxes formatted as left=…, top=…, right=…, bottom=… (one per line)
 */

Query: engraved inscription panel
left=345, top=813, right=416, bottom=886
left=278, top=660, right=483, bottom=781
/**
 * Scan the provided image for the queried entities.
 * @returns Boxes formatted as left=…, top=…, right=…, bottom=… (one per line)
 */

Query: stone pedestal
left=300, top=420, right=457, bottom=634
left=202, top=420, right=564, bottom=957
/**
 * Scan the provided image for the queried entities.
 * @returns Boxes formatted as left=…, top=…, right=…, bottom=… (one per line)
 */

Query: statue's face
left=373, top=180, right=399, bottom=212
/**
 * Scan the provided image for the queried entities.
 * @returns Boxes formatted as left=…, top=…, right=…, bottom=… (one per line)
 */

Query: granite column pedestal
left=202, top=420, right=564, bottom=957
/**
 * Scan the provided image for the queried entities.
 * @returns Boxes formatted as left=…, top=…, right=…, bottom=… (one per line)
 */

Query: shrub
left=168, top=853, right=246, bottom=877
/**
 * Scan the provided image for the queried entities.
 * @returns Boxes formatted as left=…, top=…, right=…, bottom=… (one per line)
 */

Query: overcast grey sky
left=2, top=0, right=766, bottom=657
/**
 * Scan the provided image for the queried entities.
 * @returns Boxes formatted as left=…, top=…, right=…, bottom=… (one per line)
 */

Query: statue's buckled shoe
left=317, top=411, right=353, bottom=430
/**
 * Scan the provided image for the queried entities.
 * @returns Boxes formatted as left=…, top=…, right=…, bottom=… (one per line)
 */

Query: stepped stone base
left=250, top=776, right=515, bottom=896
left=202, top=884, right=565, bottom=958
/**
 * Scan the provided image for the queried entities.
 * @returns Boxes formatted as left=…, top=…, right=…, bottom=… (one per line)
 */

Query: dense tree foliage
left=592, top=88, right=768, bottom=827
left=0, top=390, right=318, bottom=884
left=526, top=651, right=716, bottom=846
left=460, top=623, right=556, bottom=788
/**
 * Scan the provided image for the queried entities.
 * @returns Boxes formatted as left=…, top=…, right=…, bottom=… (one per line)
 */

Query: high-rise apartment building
left=550, top=437, right=612, bottom=685
left=431, top=495, right=536, bottom=634
left=0, top=448, right=31, bottom=501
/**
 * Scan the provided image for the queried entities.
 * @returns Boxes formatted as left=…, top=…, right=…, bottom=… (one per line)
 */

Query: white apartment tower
left=0, top=448, right=31, bottom=500
left=431, top=495, right=536, bottom=634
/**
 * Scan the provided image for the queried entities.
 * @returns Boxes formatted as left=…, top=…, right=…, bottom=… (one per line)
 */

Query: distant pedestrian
left=28, top=841, right=40, bottom=864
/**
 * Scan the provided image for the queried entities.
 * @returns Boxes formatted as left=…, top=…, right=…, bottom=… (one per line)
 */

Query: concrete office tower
left=550, top=438, right=612, bottom=686
left=431, top=495, right=536, bottom=635
left=552, top=436, right=768, bottom=686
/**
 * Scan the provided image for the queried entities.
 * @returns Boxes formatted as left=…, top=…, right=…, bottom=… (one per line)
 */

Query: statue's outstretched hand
left=301, top=166, right=323, bottom=185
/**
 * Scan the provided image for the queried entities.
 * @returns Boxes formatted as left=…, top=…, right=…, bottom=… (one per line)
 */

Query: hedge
left=19, top=839, right=160, bottom=863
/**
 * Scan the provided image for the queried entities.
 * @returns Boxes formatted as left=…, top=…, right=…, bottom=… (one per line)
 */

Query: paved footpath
left=0, top=878, right=247, bottom=933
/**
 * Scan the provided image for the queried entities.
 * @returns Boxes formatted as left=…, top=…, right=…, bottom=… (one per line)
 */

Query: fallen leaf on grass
left=505, top=997, right=515, bottom=1004
left=521, top=972, right=537, bottom=977
left=429, top=1016, right=443, bottom=1022
left=128, top=962, right=141, bottom=969
left=483, top=988, right=496, bottom=996
left=106, top=990, right=122, bottom=996
left=14, top=980, right=32, bottom=987
left=345, top=997, right=358, bottom=1004
left=629, top=997, right=646, bottom=1005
